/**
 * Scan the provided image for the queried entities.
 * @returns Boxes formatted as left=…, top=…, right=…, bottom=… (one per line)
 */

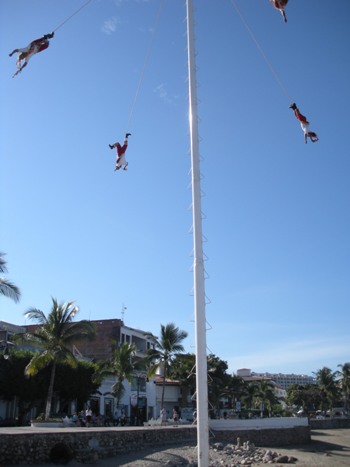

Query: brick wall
left=25, top=319, right=123, bottom=362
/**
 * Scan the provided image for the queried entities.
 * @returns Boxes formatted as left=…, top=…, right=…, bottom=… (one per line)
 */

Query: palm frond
left=0, top=279, right=21, bottom=303
left=24, top=308, right=48, bottom=324
left=0, top=253, right=20, bottom=302
left=0, top=253, right=8, bottom=273
left=25, top=350, right=54, bottom=376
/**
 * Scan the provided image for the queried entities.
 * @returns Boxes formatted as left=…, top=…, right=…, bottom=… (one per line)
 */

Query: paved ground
left=8, top=427, right=348, bottom=466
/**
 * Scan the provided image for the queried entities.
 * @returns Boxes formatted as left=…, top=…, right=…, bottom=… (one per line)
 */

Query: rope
left=229, top=0, right=293, bottom=102
left=53, top=0, right=93, bottom=33
left=125, top=0, right=165, bottom=133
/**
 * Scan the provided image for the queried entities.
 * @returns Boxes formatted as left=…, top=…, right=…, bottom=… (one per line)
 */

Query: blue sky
left=1, top=0, right=349, bottom=377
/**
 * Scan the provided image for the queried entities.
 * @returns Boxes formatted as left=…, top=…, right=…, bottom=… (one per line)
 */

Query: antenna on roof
left=121, top=303, right=127, bottom=322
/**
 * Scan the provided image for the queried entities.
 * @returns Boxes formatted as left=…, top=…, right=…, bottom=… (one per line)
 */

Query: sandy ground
left=27, top=427, right=350, bottom=466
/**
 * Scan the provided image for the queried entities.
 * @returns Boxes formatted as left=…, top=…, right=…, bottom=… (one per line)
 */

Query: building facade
left=237, top=368, right=315, bottom=389
left=0, top=319, right=159, bottom=424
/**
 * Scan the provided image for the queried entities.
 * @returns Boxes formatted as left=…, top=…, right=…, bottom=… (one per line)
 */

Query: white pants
left=116, top=153, right=127, bottom=167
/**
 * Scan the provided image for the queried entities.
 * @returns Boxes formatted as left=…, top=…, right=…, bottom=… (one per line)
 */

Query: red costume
left=271, top=0, right=288, bottom=23
left=109, top=133, right=131, bottom=171
left=290, top=103, right=319, bottom=144
left=9, top=33, right=54, bottom=77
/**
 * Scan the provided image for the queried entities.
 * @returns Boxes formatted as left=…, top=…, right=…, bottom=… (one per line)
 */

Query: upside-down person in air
left=9, top=32, right=54, bottom=77
left=109, top=133, right=131, bottom=171
left=270, top=0, right=288, bottom=23
left=290, top=103, right=319, bottom=144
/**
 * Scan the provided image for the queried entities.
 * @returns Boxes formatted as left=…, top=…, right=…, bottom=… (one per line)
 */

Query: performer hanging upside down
left=270, top=0, right=288, bottom=23
left=290, top=103, right=319, bottom=144
left=9, top=32, right=54, bottom=77
left=109, top=133, right=131, bottom=171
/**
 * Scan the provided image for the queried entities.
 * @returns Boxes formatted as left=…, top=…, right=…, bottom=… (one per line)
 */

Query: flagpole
left=186, top=1, right=209, bottom=465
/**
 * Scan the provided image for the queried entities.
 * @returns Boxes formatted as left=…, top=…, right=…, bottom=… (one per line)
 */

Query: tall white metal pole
left=186, top=1, right=209, bottom=465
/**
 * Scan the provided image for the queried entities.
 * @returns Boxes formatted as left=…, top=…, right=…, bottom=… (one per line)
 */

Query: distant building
left=153, top=375, right=195, bottom=421
left=0, top=321, right=25, bottom=350
left=236, top=368, right=287, bottom=404
left=253, top=372, right=315, bottom=390
left=237, top=368, right=315, bottom=390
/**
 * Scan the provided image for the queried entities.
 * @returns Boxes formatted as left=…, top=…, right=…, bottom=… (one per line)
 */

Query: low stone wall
left=208, top=417, right=310, bottom=447
left=211, top=426, right=310, bottom=447
left=209, top=416, right=309, bottom=430
left=310, top=417, right=350, bottom=430
left=0, top=423, right=311, bottom=465
left=0, top=426, right=196, bottom=465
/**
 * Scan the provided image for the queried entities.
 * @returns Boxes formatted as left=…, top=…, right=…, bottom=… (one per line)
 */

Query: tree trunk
left=161, top=360, right=168, bottom=410
left=161, top=374, right=166, bottom=410
left=45, top=361, right=56, bottom=420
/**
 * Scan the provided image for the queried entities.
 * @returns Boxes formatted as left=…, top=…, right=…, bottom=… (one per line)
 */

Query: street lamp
left=3, top=346, right=9, bottom=360
left=133, top=371, right=148, bottom=426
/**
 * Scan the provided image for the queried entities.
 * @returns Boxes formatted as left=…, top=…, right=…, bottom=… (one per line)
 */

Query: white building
left=252, top=372, right=315, bottom=390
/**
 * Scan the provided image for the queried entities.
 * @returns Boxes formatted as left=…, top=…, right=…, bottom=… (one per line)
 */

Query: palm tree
left=223, top=374, right=246, bottom=412
left=0, top=252, right=20, bottom=303
left=314, top=367, right=340, bottom=412
left=253, top=380, right=278, bottom=417
left=336, top=362, right=350, bottom=413
left=241, top=381, right=257, bottom=411
left=169, top=353, right=196, bottom=409
left=24, top=298, right=95, bottom=420
left=99, top=342, right=138, bottom=409
left=207, top=354, right=230, bottom=416
left=146, top=323, right=188, bottom=411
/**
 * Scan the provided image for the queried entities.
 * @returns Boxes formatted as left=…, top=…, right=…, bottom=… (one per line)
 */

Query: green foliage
left=207, top=354, right=231, bottom=412
left=34, top=413, right=62, bottom=422
left=96, top=342, right=139, bottom=407
left=23, top=298, right=96, bottom=419
left=286, top=383, right=322, bottom=410
left=0, top=252, right=20, bottom=303
left=0, top=349, right=100, bottom=425
left=249, top=380, right=279, bottom=415
left=221, top=374, right=248, bottom=409
left=314, top=367, right=341, bottom=410
left=52, top=359, right=100, bottom=408
left=336, top=362, right=350, bottom=412
left=146, top=323, right=188, bottom=410
left=169, top=353, right=196, bottom=384
left=0, top=350, right=44, bottom=400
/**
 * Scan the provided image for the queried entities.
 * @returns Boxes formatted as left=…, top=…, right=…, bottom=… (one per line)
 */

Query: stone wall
left=0, top=424, right=311, bottom=465
left=309, top=418, right=350, bottom=430
left=211, top=426, right=311, bottom=447
left=0, top=427, right=196, bottom=465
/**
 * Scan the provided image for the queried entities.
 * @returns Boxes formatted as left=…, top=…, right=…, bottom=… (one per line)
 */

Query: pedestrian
left=78, top=410, right=86, bottom=427
left=71, top=412, right=79, bottom=425
left=173, top=408, right=179, bottom=424
left=113, top=408, right=121, bottom=426
left=160, top=407, right=167, bottom=424
left=85, top=407, right=92, bottom=427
